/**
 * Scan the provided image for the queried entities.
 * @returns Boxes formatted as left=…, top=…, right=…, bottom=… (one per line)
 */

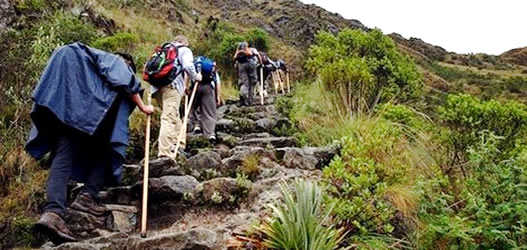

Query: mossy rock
left=192, top=177, right=252, bottom=206
left=1, top=216, right=46, bottom=248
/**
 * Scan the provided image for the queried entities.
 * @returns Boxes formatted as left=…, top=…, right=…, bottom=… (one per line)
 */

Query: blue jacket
left=25, top=42, right=141, bottom=184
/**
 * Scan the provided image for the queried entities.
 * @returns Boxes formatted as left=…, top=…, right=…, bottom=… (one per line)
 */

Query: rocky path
left=42, top=95, right=338, bottom=250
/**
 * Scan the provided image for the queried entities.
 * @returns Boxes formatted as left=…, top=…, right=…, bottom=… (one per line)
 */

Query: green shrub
left=258, top=180, right=348, bottom=250
left=194, top=22, right=271, bottom=80
left=29, top=12, right=99, bottom=81
left=417, top=132, right=527, bottom=248
left=245, top=28, right=270, bottom=52
left=323, top=121, right=408, bottom=238
left=91, top=32, right=139, bottom=53
left=438, top=94, right=527, bottom=158
left=306, top=29, right=423, bottom=113
left=378, top=103, right=430, bottom=132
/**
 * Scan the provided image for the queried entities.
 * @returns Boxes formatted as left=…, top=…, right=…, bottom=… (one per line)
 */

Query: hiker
left=257, top=53, right=288, bottom=96
left=153, top=35, right=202, bottom=158
left=25, top=42, right=153, bottom=244
left=233, top=41, right=261, bottom=106
left=190, top=57, right=222, bottom=142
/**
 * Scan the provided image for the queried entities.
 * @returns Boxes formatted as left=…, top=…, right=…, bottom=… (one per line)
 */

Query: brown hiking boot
left=70, top=192, right=108, bottom=216
left=35, top=212, right=76, bottom=245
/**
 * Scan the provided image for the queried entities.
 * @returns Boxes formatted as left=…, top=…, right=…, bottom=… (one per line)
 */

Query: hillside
left=501, top=47, right=527, bottom=66
left=1, top=0, right=527, bottom=249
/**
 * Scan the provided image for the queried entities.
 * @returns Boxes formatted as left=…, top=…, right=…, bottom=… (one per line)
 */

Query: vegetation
left=425, top=61, right=527, bottom=102
left=257, top=180, right=348, bottom=250
left=281, top=29, right=527, bottom=248
left=306, top=29, right=423, bottom=113
left=1, top=0, right=527, bottom=249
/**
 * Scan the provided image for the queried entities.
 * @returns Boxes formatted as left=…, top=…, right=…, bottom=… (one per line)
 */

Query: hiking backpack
left=194, top=56, right=215, bottom=83
left=142, top=43, right=185, bottom=88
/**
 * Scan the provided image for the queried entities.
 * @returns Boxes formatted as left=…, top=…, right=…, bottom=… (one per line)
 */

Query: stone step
left=42, top=228, right=218, bottom=249
left=275, top=145, right=339, bottom=170
left=240, top=136, right=298, bottom=148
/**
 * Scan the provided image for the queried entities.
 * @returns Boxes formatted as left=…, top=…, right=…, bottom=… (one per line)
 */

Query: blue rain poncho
left=25, top=42, right=142, bottom=185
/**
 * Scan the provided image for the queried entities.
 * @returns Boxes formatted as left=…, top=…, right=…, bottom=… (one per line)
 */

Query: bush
left=438, top=94, right=527, bottom=158
left=29, top=12, right=99, bottom=81
left=91, top=32, right=139, bottom=53
left=258, top=180, right=348, bottom=250
left=322, top=118, right=422, bottom=242
left=378, top=103, right=430, bottom=132
left=245, top=28, right=270, bottom=52
left=417, top=132, right=527, bottom=248
left=306, top=29, right=423, bottom=113
left=194, top=21, right=271, bottom=79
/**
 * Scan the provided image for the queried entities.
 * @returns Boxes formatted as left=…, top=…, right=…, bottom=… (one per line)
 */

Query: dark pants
left=238, top=62, right=258, bottom=105
left=190, top=83, right=217, bottom=137
left=43, top=129, right=108, bottom=218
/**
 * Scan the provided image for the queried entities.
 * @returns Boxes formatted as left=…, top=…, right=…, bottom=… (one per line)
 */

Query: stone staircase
left=42, top=95, right=338, bottom=250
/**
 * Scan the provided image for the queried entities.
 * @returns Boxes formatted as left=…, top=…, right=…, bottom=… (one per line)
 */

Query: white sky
left=299, top=0, right=527, bottom=55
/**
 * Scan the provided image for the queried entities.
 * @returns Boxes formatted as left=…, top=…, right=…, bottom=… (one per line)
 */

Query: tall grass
left=258, top=180, right=348, bottom=250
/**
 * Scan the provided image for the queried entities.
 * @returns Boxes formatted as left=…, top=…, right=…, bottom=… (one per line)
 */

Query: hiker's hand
left=195, top=72, right=203, bottom=82
left=217, top=97, right=223, bottom=106
left=141, top=105, right=154, bottom=115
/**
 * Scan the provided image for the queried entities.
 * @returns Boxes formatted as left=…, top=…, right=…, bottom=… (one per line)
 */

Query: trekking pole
left=172, top=82, right=199, bottom=159
left=272, top=72, right=278, bottom=95
left=140, top=89, right=152, bottom=238
left=286, top=71, right=290, bottom=94
left=260, top=66, right=264, bottom=105
left=278, top=70, right=285, bottom=94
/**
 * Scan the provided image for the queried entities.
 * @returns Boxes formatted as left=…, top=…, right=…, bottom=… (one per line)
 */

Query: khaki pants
left=157, top=86, right=185, bottom=157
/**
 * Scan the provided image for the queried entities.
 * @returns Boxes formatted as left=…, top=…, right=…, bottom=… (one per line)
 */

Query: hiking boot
left=70, top=192, right=107, bottom=216
left=35, top=212, right=76, bottom=245
left=208, top=135, right=217, bottom=144
left=193, top=126, right=202, bottom=134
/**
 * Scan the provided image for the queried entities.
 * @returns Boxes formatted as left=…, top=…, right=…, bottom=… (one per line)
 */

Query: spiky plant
left=258, top=180, right=348, bottom=250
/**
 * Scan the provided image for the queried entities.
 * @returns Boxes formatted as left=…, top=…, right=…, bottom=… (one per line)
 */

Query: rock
left=0, top=0, right=15, bottom=30
left=187, top=134, right=213, bottom=151
left=255, top=118, right=277, bottom=131
left=216, top=132, right=241, bottom=147
left=105, top=205, right=137, bottom=233
left=136, top=175, right=199, bottom=200
left=216, top=118, right=235, bottom=133
left=194, top=178, right=252, bottom=205
left=276, top=146, right=339, bottom=169
left=276, top=147, right=318, bottom=170
left=132, top=228, right=217, bottom=249
left=46, top=229, right=217, bottom=249
left=213, top=144, right=231, bottom=159
left=99, top=186, right=137, bottom=205
left=64, top=209, right=112, bottom=238
left=183, top=151, right=227, bottom=181
left=240, top=136, right=298, bottom=148
left=120, top=164, right=141, bottom=186
left=222, top=146, right=276, bottom=170
left=243, top=132, right=272, bottom=140
left=247, top=111, right=267, bottom=120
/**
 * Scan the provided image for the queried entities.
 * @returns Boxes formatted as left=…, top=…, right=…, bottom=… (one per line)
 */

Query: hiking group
left=24, top=34, right=289, bottom=244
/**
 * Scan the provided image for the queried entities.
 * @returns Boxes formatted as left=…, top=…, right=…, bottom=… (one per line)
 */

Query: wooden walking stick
left=286, top=71, right=290, bottom=94
left=277, top=70, right=285, bottom=94
left=140, top=90, right=152, bottom=238
left=260, top=67, right=264, bottom=105
left=272, top=71, right=278, bottom=95
left=172, top=82, right=199, bottom=159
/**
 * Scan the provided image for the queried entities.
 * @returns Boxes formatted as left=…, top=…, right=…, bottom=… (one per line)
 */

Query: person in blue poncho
left=25, top=42, right=153, bottom=244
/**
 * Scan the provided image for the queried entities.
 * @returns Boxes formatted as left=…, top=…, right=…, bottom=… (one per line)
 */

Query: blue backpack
left=194, top=56, right=215, bottom=83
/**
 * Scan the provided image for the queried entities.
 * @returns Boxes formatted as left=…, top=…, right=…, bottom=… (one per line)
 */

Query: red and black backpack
left=142, top=43, right=186, bottom=88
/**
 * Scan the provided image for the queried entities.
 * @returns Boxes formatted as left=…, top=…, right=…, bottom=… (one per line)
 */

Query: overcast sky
left=299, top=0, right=526, bottom=55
